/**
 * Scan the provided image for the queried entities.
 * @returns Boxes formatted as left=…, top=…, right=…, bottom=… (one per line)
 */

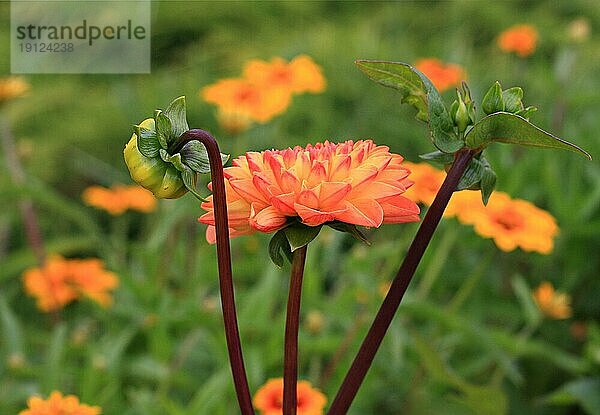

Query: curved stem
left=283, top=245, right=308, bottom=415
left=175, top=130, right=254, bottom=414
left=328, top=148, right=476, bottom=414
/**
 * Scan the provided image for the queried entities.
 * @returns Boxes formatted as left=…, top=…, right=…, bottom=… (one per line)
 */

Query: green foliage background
left=1, top=1, right=599, bottom=414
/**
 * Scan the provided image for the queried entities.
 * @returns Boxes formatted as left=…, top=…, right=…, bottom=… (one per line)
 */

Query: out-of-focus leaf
left=511, top=275, right=541, bottom=327
left=543, top=377, right=600, bottom=415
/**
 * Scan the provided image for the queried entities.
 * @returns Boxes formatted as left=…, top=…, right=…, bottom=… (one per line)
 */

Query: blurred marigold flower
left=82, top=184, right=156, bottom=215
left=0, top=76, right=30, bottom=102
left=199, top=140, right=420, bottom=243
left=243, top=55, right=326, bottom=94
left=402, top=161, right=447, bottom=206
left=23, top=256, right=119, bottom=312
left=19, top=390, right=101, bottom=415
left=456, top=191, right=558, bottom=254
left=497, top=24, right=538, bottom=57
left=253, top=378, right=327, bottom=415
left=414, top=58, right=466, bottom=92
left=533, top=282, right=572, bottom=319
left=201, top=78, right=292, bottom=124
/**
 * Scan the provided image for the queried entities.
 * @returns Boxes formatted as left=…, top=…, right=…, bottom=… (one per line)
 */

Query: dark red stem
left=328, top=148, right=476, bottom=414
left=175, top=130, right=254, bottom=414
left=283, top=245, right=308, bottom=415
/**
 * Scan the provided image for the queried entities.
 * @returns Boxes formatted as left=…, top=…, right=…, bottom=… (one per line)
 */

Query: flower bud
left=482, top=81, right=505, bottom=114
left=124, top=118, right=188, bottom=199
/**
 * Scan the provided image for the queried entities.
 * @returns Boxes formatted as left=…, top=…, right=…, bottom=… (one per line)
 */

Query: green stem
left=447, top=249, right=495, bottom=313
left=415, top=226, right=459, bottom=299
left=328, top=148, right=476, bottom=414
left=283, top=245, right=308, bottom=415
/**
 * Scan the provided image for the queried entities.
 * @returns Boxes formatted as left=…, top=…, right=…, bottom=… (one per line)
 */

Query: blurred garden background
left=1, top=1, right=600, bottom=414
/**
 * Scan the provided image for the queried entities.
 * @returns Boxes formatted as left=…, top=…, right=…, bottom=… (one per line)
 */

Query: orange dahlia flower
left=199, top=140, right=420, bottom=243
left=456, top=191, right=558, bottom=254
left=82, top=184, right=156, bottom=215
left=19, top=391, right=101, bottom=415
left=201, top=78, right=292, bottom=124
left=23, top=256, right=119, bottom=312
left=0, top=76, right=30, bottom=103
left=243, top=55, right=326, bottom=94
left=533, top=282, right=572, bottom=319
left=497, top=24, right=538, bottom=57
left=253, top=378, right=327, bottom=415
left=414, top=58, right=466, bottom=92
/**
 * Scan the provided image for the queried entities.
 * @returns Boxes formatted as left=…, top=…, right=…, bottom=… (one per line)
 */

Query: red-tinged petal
left=271, top=192, right=297, bottom=215
left=294, top=203, right=341, bottom=226
left=279, top=169, right=300, bottom=193
left=350, top=180, right=404, bottom=200
left=349, top=166, right=378, bottom=188
left=205, top=225, right=217, bottom=244
left=335, top=199, right=384, bottom=227
left=297, top=187, right=320, bottom=209
left=319, top=181, right=351, bottom=207
left=329, top=154, right=351, bottom=181
left=252, top=174, right=275, bottom=199
left=250, top=206, right=288, bottom=232
left=380, top=199, right=421, bottom=224
left=306, top=160, right=328, bottom=187
left=230, top=178, right=268, bottom=204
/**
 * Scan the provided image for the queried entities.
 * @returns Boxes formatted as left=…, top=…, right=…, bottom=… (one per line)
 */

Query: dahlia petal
left=297, top=187, right=320, bottom=209
left=279, top=169, right=300, bottom=193
left=271, top=192, right=297, bottom=215
left=250, top=206, right=287, bottom=232
left=319, top=181, right=352, bottom=207
left=349, top=166, right=378, bottom=188
left=230, top=178, right=268, bottom=203
left=335, top=199, right=384, bottom=227
left=294, top=203, right=341, bottom=226
left=350, top=181, right=404, bottom=199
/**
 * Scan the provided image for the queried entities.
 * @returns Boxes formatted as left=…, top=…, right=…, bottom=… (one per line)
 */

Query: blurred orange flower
left=199, top=140, right=420, bottom=243
left=243, top=55, right=326, bottom=94
left=20, top=391, right=101, bottom=415
left=456, top=191, right=558, bottom=254
left=23, top=256, right=119, bottom=312
left=0, top=76, right=30, bottom=102
left=497, top=24, right=538, bottom=57
left=414, top=58, right=466, bottom=92
left=533, top=282, right=572, bottom=319
left=402, top=161, right=447, bottom=206
left=201, top=78, right=292, bottom=125
left=253, top=378, right=327, bottom=415
left=82, top=184, right=156, bottom=215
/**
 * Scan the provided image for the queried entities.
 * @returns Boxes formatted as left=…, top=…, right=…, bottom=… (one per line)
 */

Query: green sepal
left=327, top=221, right=371, bottom=245
left=482, top=81, right=505, bottom=115
left=180, top=166, right=202, bottom=200
left=457, top=157, right=484, bottom=190
left=284, top=223, right=322, bottom=252
left=135, top=124, right=161, bottom=158
left=465, top=112, right=591, bottom=159
left=269, top=229, right=293, bottom=268
left=516, top=106, right=537, bottom=120
left=180, top=141, right=211, bottom=174
left=480, top=162, right=497, bottom=205
left=155, top=112, right=172, bottom=149
left=164, top=96, right=189, bottom=140
left=502, top=87, right=524, bottom=113
left=419, top=150, right=455, bottom=166
left=355, top=60, right=463, bottom=153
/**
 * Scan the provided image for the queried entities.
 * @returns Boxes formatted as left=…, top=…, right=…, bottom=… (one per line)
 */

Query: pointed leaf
left=164, top=96, right=189, bottom=140
left=465, top=112, right=591, bottom=159
left=155, top=112, right=172, bottom=149
left=355, top=60, right=462, bottom=153
left=419, top=150, right=455, bottom=166
left=269, top=229, right=293, bottom=268
left=457, top=157, right=484, bottom=190
left=135, top=124, right=161, bottom=158
left=284, top=223, right=322, bottom=251
left=502, top=87, right=524, bottom=113
left=480, top=162, right=497, bottom=205
left=180, top=166, right=201, bottom=200
left=327, top=221, right=371, bottom=245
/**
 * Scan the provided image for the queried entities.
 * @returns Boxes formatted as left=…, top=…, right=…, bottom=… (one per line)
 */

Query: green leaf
left=284, top=223, right=322, bottom=251
left=482, top=81, right=505, bottom=115
left=457, top=157, right=484, bottom=191
left=155, top=112, right=172, bottom=149
left=180, top=141, right=211, bottom=174
left=543, top=377, right=600, bottom=415
left=164, top=96, right=189, bottom=140
left=135, top=124, right=161, bottom=158
left=465, top=112, right=592, bottom=159
left=480, top=162, right=497, bottom=205
left=355, top=60, right=462, bottom=153
left=269, top=229, right=293, bottom=268
left=419, top=150, right=455, bottom=165
left=327, top=221, right=371, bottom=245
left=502, top=87, right=524, bottom=113
left=456, top=155, right=497, bottom=204
left=511, top=275, right=542, bottom=327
